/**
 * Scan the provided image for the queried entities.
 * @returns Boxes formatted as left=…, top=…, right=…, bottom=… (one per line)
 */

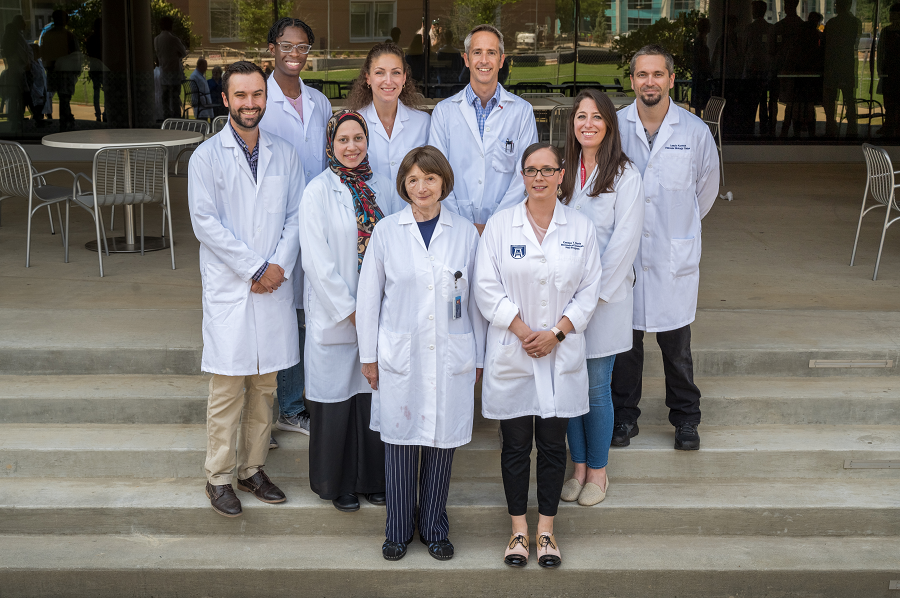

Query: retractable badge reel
left=450, top=271, right=463, bottom=320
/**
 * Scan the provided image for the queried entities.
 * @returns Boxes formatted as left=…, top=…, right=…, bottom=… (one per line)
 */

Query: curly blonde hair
left=346, top=42, right=424, bottom=111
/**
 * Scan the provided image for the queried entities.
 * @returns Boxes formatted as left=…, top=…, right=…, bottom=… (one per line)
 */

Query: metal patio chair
left=703, top=96, right=726, bottom=186
left=211, top=115, right=228, bottom=134
left=548, top=105, right=568, bottom=147
left=0, top=140, right=78, bottom=267
left=850, top=144, right=900, bottom=281
left=161, top=118, right=209, bottom=177
left=72, top=145, right=174, bottom=277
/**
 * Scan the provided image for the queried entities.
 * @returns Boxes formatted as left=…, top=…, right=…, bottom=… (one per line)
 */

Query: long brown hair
left=559, top=89, right=630, bottom=204
left=346, top=42, right=424, bottom=110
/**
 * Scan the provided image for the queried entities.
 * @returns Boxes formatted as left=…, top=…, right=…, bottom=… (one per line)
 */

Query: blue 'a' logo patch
left=510, top=245, right=526, bottom=259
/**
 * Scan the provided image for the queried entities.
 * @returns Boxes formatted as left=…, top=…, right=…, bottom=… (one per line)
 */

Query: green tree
left=237, top=0, right=291, bottom=48
left=70, top=0, right=200, bottom=54
left=611, top=9, right=701, bottom=78
left=448, top=0, right=518, bottom=40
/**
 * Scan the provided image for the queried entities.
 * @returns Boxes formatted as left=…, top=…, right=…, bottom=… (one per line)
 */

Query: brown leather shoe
left=237, top=469, right=286, bottom=504
left=205, top=482, right=242, bottom=517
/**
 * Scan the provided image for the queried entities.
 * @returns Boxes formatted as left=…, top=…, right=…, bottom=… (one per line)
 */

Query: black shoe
left=237, top=469, right=286, bottom=504
left=364, top=492, right=386, bottom=506
left=611, top=421, right=639, bottom=447
left=205, top=482, right=242, bottom=517
left=382, top=535, right=413, bottom=561
left=332, top=494, right=360, bottom=512
left=420, top=536, right=454, bottom=560
left=674, top=422, right=700, bottom=451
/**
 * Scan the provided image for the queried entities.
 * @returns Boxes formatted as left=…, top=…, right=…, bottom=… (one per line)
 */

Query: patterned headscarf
left=326, top=110, right=384, bottom=271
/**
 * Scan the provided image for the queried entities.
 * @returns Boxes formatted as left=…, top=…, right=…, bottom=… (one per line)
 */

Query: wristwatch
left=551, top=327, right=566, bottom=342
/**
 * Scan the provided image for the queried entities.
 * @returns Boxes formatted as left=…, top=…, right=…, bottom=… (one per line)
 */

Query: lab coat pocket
left=659, top=150, right=692, bottom=191
left=378, top=328, right=412, bottom=375
left=262, top=176, right=287, bottom=214
left=447, top=332, right=476, bottom=375
left=555, top=332, right=586, bottom=375
left=318, top=318, right=358, bottom=345
left=491, top=148, right=517, bottom=174
left=441, top=265, right=469, bottom=300
left=670, top=236, right=700, bottom=278
left=491, top=339, right=533, bottom=380
left=554, top=256, right=583, bottom=295
left=204, top=262, right=247, bottom=305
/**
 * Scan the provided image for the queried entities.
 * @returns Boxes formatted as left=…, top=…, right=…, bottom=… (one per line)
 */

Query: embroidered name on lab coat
left=665, top=144, right=691, bottom=150
left=560, top=241, right=584, bottom=251
left=510, top=245, right=526, bottom=259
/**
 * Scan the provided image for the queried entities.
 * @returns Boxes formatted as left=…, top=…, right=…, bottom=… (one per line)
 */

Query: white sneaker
left=275, top=411, right=311, bottom=435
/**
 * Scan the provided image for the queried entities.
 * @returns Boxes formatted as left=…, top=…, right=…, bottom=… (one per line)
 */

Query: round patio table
left=42, top=129, right=204, bottom=253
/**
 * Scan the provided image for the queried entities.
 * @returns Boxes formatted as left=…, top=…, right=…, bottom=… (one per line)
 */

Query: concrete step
left=0, top=533, right=896, bottom=598
left=3, top=308, right=900, bottom=377
left=2, top=375, right=898, bottom=426
left=2, top=424, right=898, bottom=480
left=2, top=477, right=896, bottom=538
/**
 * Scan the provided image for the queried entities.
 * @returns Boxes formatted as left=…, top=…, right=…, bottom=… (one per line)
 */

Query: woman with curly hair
left=346, top=42, right=430, bottom=206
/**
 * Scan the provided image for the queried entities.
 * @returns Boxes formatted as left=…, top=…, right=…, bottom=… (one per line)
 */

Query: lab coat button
left=541, top=323, right=548, bottom=328
left=644, top=233, right=649, bottom=238
left=540, top=279, right=546, bottom=285
left=391, top=161, right=396, bottom=166
left=478, top=179, right=482, bottom=184
left=428, top=315, right=434, bottom=320
left=541, top=258, right=546, bottom=263
left=429, top=345, right=435, bottom=350
left=429, top=256, right=435, bottom=261
left=646, top=198, right=651, bottom=203
left=541, top=300, right=547, bottom=306
left=643, top=266, right=649, bottom=271
left=427, top=284, right=433, bottom=290
left=575, top=205, right=581, bottom=210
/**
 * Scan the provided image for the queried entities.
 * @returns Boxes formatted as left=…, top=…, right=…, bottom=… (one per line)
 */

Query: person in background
left=298, top=110, right=398, bottom=513
left=2, top=15, right=31, bottom=131
left=474, top=142, right=602, bottom=569
left=823, top=0, right=861, bottom=137
left=30, top=44, right=50, bottom=126
left=772, top=0, right=805, bottom=136
left=611, top=45, right=719, bottom=451
left=41, top=10, right=78, bottom=132
left=742, top=2, right=773, bottom=134
left=85, top=18, right=104, bottom=123
left=690, top=18, right=712, bottom=117
left=259, top=17, right=332, bottom=444
left=347, top=41, right=429, bottom=210
left=357, top=146, right=485, bottom=562
left=208, top=65, right=226, bottom=116
left=390, top=27, right=401, bottom=44
left=878, top=3, right=900, bottom=137
left=189, top=58, right=216, bottom=120
left=405, top=34, right=425, bottom=83
left=429, top=24, right=538, bottom=234
left=187, top=60, right=302, bottom=518
left=154, top=15, right=187, bottom=120
left=558, top=90, right=644, bottom=508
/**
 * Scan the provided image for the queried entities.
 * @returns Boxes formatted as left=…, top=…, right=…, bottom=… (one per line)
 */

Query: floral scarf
left=326, top=110, right=383, bottom=271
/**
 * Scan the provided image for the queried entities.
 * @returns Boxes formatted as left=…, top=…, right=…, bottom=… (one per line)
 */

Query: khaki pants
left=205, top=372, right=277, bottom=485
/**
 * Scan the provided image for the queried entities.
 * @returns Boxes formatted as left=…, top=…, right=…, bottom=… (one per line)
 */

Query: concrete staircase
left=1, top=309, right=899, bottom=597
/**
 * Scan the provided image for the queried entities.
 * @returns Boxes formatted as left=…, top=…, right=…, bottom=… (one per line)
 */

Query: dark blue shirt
left=417, top=213, right=440, bottom=249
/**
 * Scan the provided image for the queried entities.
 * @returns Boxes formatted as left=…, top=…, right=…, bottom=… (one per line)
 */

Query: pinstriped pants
left=384, top=443, right=456, bottom=544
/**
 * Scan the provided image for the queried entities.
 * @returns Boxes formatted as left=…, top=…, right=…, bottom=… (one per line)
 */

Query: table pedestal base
left=85, top=236, right=170, bottom=253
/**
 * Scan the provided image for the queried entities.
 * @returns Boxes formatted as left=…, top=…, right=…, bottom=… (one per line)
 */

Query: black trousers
left=384, top=443, right=455, bottom=543
left=499, top=415, right=569, bottom=517
left=610, top=325, right=701, bottom=427
left=307, top=393, right=385, bottom=500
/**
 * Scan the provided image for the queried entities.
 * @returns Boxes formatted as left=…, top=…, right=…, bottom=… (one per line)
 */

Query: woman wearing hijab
left=299, top=109, right=400, bottom=512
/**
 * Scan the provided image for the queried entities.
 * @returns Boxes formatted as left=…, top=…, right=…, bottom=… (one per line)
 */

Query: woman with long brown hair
left=346, top=42, right=429, bottom=207
left=558, top=89, right=644, bottom=507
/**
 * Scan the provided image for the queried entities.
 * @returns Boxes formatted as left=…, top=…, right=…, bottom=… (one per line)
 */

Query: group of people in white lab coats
left=188, top=22, right=719, bottom=570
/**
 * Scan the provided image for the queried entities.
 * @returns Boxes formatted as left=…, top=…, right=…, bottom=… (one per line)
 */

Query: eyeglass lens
left=278, top=43, right=311, bottom=54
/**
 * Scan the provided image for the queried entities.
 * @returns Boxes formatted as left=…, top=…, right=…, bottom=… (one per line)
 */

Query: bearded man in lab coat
left=610, top=45, right=719, bottom=451
left=188, top=60, right=303, bottom=517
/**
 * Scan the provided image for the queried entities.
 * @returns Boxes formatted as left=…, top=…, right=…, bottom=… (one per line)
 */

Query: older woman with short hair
left=357, top=145, right=485, bottom=562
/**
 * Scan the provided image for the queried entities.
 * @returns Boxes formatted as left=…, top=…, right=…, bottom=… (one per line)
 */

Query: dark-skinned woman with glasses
left=259, top=18, right=332, bottom=447
left=473, top=142, right=602, bottom=569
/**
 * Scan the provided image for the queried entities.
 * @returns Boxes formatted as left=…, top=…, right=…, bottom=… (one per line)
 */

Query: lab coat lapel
left=545, top=200, right=566, bottom=240
left=399, top=205, right=428, bottom=252
left=429, top=204, right=453, bottom=246
left=328, top=170, right=356, bottom=211
left=648, top=101, right=679, bottom=162
left=363, top=102, right=391, bottom=143
left=256, top=132, right=273, bottom=191
left=220, top=125, right=256, bottom=185
left=513, top=202, right=543, bottom=254
left=456, top=95, right=484, bottom=150
left=627, top=103, right=651, bottom=154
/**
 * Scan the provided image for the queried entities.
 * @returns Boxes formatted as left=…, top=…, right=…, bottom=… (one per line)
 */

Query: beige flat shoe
left=578, top=478, right=609, bottom=506
left=560, top=478, right=583, bottom=502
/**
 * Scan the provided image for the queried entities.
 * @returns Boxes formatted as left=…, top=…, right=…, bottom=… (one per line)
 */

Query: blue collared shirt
left=465, top=83, right=502, bottom=139
left=230, top=123, right=259, bottom=182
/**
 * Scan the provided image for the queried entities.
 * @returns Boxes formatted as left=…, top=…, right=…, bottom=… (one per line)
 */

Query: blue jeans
left=276, top=308, right=306, bottom=418
left=567, top=355, right=615, bottom=469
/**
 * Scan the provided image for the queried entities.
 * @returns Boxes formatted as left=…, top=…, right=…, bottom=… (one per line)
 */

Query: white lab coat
left=617, top=101, right=719, bottom=333
left=361, top=101, right=430, bottom=206
left=259, top=74, right=332, bottom=309
left=357, top=205, right=486, bottom=448
left=572, top=159, right=645, bottom=358
left=474, top=201, right=603, bottom=420
left=188, top=125, right=302, bottom=376
left=429, top=85, right=538, bottom=224
left=299, top=168, right=399, bottom=403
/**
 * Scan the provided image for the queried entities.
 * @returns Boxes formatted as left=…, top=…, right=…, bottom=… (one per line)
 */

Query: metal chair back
left=92, top=146, right=169, bottom=208
left=181, top=79, right=195, bottom=118
left=212, top=115, right=228, bottom=134
left=862, top=143, right=897, bottom=210
left=549, top=105, right=569, bottom=147
left=703, top=96, right=726, bottom=186
left=0, top=140, right=33, bottom=199
left=161, top=118, right=209, bottom=175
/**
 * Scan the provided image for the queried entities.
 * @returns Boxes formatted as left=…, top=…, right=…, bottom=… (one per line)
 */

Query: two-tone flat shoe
left=504, top=533, right=529, bottom=567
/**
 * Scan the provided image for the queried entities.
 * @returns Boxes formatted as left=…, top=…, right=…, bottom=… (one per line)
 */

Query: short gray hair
left=629, top=44, right=674, bottom=76
left=464, top=24, right=504, bottom=56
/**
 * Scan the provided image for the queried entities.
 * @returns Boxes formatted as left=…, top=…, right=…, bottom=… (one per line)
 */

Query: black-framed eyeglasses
left=522, top=167, right=562, bottom=177
left=276, top=42, right=312, bottom=54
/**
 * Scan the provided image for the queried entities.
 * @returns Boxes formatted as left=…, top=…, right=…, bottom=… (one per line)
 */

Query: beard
left=229, top=105, right=265, bottom=130
left=638, top=87, right=663, bottom=107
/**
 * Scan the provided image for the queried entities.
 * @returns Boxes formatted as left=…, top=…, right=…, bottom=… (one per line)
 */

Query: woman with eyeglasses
left=473, top=142, right=602, bottom=569
left=558, top=89, right=644, bottom=507
left=346, top=41, right=429, bottom=210
left=259, top=18, right=332, bottom=447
